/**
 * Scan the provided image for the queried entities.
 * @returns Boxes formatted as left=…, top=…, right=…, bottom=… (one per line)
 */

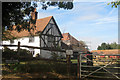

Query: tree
left=118, top=44, right=120, bottom=49
left=110, top=42, right=118, bottom=49
left=2, top=2, right=37, bottom=32
left=97, top=42, right=120, bottom=50
left=108, top=1, right=120, bottom=8
left=2, top=2, right=37, bottom=40
left=2, top=1, right=73, bottom=40
left=101, top=43, right=108, bottom=50
left=97, top=43, right=111, bottom=50
left=79, top=40, right=89, bottom=50
left=97, top=46, right=102, bottom=50
left=106, top=43, right=112, bottom=49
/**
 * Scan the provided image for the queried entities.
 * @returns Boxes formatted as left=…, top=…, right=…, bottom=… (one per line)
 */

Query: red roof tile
left=62, top=33, right=88, bottom=53
left=62, top=33, right=70, bottom=41
left=62, top=33, right=79, bottom=45
left=9, top=16, right=53, bottom=38
left=91, top=49, right=120, bottom=55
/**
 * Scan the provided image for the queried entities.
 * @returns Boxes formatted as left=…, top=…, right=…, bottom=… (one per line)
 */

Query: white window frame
left=29, top=36, right=34, bottom=43
left=10, top=40, right=14, bottom=44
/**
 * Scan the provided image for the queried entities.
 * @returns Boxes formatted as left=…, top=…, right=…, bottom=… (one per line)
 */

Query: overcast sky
left=36, top=1, right=118, bottom=51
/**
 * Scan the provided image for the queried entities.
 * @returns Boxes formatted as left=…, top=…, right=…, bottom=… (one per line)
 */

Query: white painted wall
left=3, top=36, right=40, bottom=57
left=2, top=35, right=65, bottom=58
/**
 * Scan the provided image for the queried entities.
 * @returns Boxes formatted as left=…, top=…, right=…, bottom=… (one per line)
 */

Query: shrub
left=50, top=52, right=59, bottom=60
left=2, top=47, right=33, bottom=60
left=2, top=47, right=17, bottom=60
left=19, top=49, right=33, bottom=58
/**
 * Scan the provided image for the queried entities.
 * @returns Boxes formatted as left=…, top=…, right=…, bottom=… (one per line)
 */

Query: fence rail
left=1, top=44, right=66, bottom=52
left=77, top=53, right=120, bottom=79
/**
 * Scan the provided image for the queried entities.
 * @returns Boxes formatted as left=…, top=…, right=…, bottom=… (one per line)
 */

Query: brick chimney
left=30, top=8, right=38, bottom=35
left=31, top=8, right=38, bottom=20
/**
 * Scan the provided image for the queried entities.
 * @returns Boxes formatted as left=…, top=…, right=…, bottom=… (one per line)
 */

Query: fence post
left=79, top=52, right=82, bottom=79
left=77, top=54, right=80, bottom=79
left=66, top=55, right=71, bottom=78
left=77, top=52, right=82, bottom=80
left=66, top=50, right=73, bottom=79
left=17, top=41, right=20, bottom=55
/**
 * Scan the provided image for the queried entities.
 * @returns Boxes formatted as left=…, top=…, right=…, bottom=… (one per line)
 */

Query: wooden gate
left=77, top=52, right=120, bottom=80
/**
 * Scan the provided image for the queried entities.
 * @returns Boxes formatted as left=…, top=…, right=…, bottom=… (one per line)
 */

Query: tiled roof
left=9, top=16, right=53, bottom=38
left=62, top=33, right=79, bottom=45
left=62, top=33, right=88, bottom=53
left=61, top=33, right=70, bottom=41
left=91, top=49, right=120, bottom=55
left=36, top=16, right=52, bottom=32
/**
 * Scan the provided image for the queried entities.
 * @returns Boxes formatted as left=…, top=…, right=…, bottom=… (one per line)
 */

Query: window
left=10, top=40, right=14, bottom=44
left=29, top=36, right=34, bottom=43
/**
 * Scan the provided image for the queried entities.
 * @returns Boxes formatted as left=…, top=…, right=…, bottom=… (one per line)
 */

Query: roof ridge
left=37, top=16, right=53, bottom=20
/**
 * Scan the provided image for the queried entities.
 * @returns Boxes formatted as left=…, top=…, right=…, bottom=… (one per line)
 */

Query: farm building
left=61, top=33, right=89, bottom=58
left=2, top=9, right=66, bottom=58
left=91, top=49, right=120, bottom=58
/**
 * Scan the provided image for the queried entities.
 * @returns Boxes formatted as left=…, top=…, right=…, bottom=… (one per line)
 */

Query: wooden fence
left=1, top=41, right=66, bottom=53
left=77, top=53, right=120, bottom=80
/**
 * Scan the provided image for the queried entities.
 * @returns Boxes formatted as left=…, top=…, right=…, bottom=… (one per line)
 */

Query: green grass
left=2, top=60, right=77, bottom=78
left=60, top=59, right=78, bottom=63
left=71, top=59, right=77, bottom=63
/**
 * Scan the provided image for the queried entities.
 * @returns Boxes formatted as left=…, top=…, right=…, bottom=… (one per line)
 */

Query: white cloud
left=37, top=2, right=107, bottom=20
left=94, top=16, right=118, bottom=25
left=58, top=3, right=107, bottom=27
left=78, top=14, right=100, bottom=21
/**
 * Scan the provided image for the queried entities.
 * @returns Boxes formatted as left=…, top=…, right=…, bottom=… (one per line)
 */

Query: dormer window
left=29, top=36, right=34, bottom=43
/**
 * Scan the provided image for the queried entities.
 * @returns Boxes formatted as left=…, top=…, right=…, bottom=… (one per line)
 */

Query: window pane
left=29, top=36, right=34, bottom=42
